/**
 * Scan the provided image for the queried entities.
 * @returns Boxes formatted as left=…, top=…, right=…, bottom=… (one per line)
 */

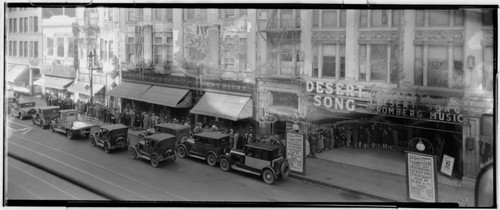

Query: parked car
left=32, top=106, right=61, bottom=129
left=90, top=124, right=129, bottom=153
left=50, top=109, right=97, bottom=139
left=176, top=132, right=230, bottom=166
left=140, top=123, right=191, bottom=145
left=10, top=101, right=36, bottom=120
left=219, top=142, right=290, bottom=185
left=128, top=133, right=177, bottom=167
left=6, top=92, right=17, bottom=115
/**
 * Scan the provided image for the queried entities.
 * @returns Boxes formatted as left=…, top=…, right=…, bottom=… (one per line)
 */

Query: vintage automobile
left=50, top=109, right=97, bottom=139
left=90, top=124, right=129, bottom=153
left=32, top=106, right=61, bottom=129
left=219, top=143, right=290, bottom=185
left=128, top=133, right=177, bottom=167
left=176, top=132, right=230, bottom=166
left=139, top=123, right=191, bottom=145
left=10, top=101, right=36, bottom=120
left=6, top=92, right=17, bottom=115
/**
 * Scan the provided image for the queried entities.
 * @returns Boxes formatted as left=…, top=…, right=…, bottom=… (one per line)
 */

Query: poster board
left=286, top=132, right=306, bottom=174
left=440, top=154, right=455, bottom=177
left=406, top=151, right=438, bottom=202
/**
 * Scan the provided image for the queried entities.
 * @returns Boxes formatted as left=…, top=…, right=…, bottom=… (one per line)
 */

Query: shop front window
left=271, top=91, right=298, bottom=109
left=57, top=38, right=64, bottom=57
left=414, top=44, right=464, bottom=88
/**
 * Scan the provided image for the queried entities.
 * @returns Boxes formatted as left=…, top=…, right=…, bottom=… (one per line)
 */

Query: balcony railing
left=258, top=18, right=301, bottom=31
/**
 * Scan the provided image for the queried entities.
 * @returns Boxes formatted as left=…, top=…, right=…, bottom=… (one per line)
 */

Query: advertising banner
left=286, top=132, right=305, bottom=174
left=406, top=151, right=438, bottom=202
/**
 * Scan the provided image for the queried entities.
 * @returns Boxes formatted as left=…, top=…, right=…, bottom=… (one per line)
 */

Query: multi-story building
left=36, top=8, right=77, bottom=99
left=6, top=7, right=43, bottom=95
left=108, top=8, right=493, bottom=191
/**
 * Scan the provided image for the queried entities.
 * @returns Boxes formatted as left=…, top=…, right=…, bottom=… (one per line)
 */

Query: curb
left=289, top=173, right=399, bottom=203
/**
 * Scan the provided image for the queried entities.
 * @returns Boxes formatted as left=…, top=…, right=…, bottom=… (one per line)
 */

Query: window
left=100, top=39, right=105, bottom=61
left=313, top=44, right=346, bottom=79
left=13, top=18, right=17, bottom=33
left=224, top=9, right=235, bottom=18
left=137, top=9, right=143, bottom=22
left=24, top=17, right=28, bottom=33
left=34, top=41, right=39, bottom=58
left=30, top=41, right=33, bottom=57
left=107, top=8, right=114, bottom=21
left=9, top=41, right=12, bottom=56
left=154, top=9, right=163, bottom=21
left=24, top=41, right=28, bottom=57
left=68, top=38, right=74, bottom=58
left=166, top=9, right=173, bottom=21
left=313, top=10, right=346, bottom=28
left=29, top=17, right=32, bottom=32
left=57, top=38, right=64, bottom=57
left=246, top=147, right=255, bottom=157
left=360, top=10, right=400, bottom=28
left=34, top=16, right=38, bottom=32
left=414, top=44, right=464, bottom=88
left=20, top=18, right=23, bottom=33
left=13, top=41, right=17, bottom=56
left=483, top=46, right=493, bottom=91
left=271, top=91, right=299, bottom=109
left=9, top=19, right=12, bottom=33
left=186, top=9, right=195, bottom=19
left=109, top=41, right=114, bottom=60
left=483, top=9, right=494, bottom=26
left=20, top=41, right=24, bottom=57
left=153, top=32, right=173, bottom=68
left=416, top=10, right=465, bottom=27
left=127, top=9, right=135, bottom=22
left=126, top=37, right=135, bottom=62
left=359, top=44, right=399, bottom=83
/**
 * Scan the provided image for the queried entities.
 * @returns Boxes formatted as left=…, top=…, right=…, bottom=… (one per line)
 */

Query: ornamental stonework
left=482, top=29, right=493, bottom=40
left=414, top=30, right=463, bottom=40
left=312, top=31, right=346, bottom=42
left=359, top=31, right=400, bottom=40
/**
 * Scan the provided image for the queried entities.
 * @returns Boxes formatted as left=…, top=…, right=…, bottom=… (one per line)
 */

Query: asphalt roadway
left=5, top=115, right=383, bottom=204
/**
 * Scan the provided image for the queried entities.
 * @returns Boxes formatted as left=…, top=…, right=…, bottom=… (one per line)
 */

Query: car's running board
left=187, top=154, right=206, bottom=160
left=231, top=165, right=260, bottom=176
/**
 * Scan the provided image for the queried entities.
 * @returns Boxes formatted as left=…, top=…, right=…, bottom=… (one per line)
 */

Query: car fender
left=177, top=144, right=189, bottom=153
left=207, top=151, right=218, bottom=160
left=262, top=166, right=277, bottom=178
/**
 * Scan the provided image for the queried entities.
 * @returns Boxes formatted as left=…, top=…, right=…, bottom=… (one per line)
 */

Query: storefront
left=304, top=80, right=469, bottom=180
left=67, top=81, right=106, bottom=104
left=33, top=75, right=74, bottom=98
left=7, top=64, right=31, bottom=95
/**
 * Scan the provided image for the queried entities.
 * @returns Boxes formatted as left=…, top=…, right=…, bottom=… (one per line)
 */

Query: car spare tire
left=280, top=161, right=290, bottom=179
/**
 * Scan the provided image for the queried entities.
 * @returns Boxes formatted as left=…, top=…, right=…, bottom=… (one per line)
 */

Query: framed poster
left=286, top=132, right=306, bottom=174
left=406, top=151, right=438, bottom=202
left=440, top=154, right=455, bottom=177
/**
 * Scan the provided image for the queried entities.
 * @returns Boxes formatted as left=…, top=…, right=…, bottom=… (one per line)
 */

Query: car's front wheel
left=262, top=169, right=275, bottom=185
left=90, top=136, right=96, bottom=146
left=151, top=155, right=159, bottom=168
left=207, top=153, right=216, bottom=166
left=129, top=148, right=137, bottom=159
left=177, top=147, right=187, bottom=158
left=220, top=157, right=230, bottom=171
left=280, top=162, right=290, bottom=179
left=67, top=130, right=74, bottom=139
left=104, top=144, right=110, bottom=153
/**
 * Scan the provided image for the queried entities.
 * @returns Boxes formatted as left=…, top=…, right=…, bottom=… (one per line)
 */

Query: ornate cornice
left=482, top=29, right=493, bottom=40
left=312, top=31, right=346, bottom=42
left=359, top=30, right=400, bottom=40
left=414, top=30, right=464, bottom=40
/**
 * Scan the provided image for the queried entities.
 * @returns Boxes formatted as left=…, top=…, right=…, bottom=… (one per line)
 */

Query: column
left=247, top=9, right=257, bottom=78
left=300, top=10, right=312, bottom=77
left=345, top=10, right=359, bottom=81
left=172, top=9, right=184, bottom=72
left=464, top=9, right=482, bottom=90
left=143, top=24, right=153, bottom=68
left=402, top=10, right=415, bottom=85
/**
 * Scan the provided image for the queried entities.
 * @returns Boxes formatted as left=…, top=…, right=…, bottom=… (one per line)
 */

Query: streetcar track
left=8, top=181, right=42, bottom=200
left=8, top=141, right=150, bottom=200
left=9, top=163, right=80, bottom=200
left=8, top=132, right=189, bottom=201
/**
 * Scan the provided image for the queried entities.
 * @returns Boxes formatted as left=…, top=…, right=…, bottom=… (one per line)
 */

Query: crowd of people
left=306, top=123, right=402, bottom=158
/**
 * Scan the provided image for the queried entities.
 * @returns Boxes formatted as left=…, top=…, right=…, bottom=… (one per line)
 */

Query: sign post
left=406, top=151, right=438, bottom=202
left=286, top=132, right=306, bottom=174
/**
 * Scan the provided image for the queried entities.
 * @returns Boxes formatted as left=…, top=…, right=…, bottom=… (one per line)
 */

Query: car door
left=191, top=137, right=206, bottom=156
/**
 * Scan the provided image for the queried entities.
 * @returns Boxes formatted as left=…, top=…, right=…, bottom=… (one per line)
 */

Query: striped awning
left=7, top=65, right=28, bottom=83
left=190, top=92, right=252, bottom=121
left=33, top=76, right=73, bottom=90
left=107, top=82, right=151, bottom=101
left=139, top=86, right=192, bottom=108
left=67, top=81, right=105, bottom=96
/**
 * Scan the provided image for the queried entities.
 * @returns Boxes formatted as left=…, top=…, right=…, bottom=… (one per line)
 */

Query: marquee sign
left=305, top=81, right=466, bottom=124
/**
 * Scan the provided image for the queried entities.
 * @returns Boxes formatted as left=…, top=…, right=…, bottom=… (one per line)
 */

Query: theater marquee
left=305, top=81, right=465, bottom=124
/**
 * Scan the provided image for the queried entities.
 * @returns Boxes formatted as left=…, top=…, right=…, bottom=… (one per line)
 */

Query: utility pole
left=85, top=8, right=99, bottom=106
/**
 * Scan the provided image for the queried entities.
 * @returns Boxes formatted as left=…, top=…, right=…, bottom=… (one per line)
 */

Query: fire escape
left=257, top=9, right=302, bottom=87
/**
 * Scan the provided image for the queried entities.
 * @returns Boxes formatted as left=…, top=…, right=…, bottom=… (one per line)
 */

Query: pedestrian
left=308, top=130, right=317, bottom=158
left=228, top=129, right=234, bottom=149
left=317, top=129, right=324, bottom=153
left=324, top=127, right=332, bottom=150
left=382, top=125, right=389, bottom=150
left=143, top=113, right=150, bottom=130
left=233, top=131, right=240, bottom=150
left=346, top=127, right=352, bottom=148
left=392, top=127, right=399, bottom=150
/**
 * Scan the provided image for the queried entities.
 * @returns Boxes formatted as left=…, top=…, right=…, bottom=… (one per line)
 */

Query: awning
left=139, top=86, right=192, bottom=108
left=33, top=76, right=74, bottom=90
left=107, top=82, right=151, bottom=101
left=12, top=85, right=31, bottom=94
left=67, top=81, right=105, bottom=96
left=190, top=92, right=253, bottom=121
left=7, top=65, right=28, bottom=83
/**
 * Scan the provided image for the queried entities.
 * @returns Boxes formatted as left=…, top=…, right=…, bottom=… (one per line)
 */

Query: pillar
left=345, top=10, right=359, bottom=81
left=402, top=10, right=415, bottom=85
left=172, top=9, right=184, bottom=72
left=143, top=24, right=153, bottom=68
left=300, top=10, right=312, bottom=77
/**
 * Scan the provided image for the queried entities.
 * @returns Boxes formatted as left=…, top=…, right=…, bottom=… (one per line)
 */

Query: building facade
left=6, top=7, right=43, bottom=95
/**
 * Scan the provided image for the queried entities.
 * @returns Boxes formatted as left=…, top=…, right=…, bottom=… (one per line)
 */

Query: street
left=6, top=115, right=381, bottom=202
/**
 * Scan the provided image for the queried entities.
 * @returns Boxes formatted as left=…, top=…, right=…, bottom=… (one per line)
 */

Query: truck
left=50, top=109, right=97, bottom=139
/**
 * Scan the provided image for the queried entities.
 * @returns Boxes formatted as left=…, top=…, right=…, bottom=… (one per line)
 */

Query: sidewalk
left=289, top=156, right=474, bottom=206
